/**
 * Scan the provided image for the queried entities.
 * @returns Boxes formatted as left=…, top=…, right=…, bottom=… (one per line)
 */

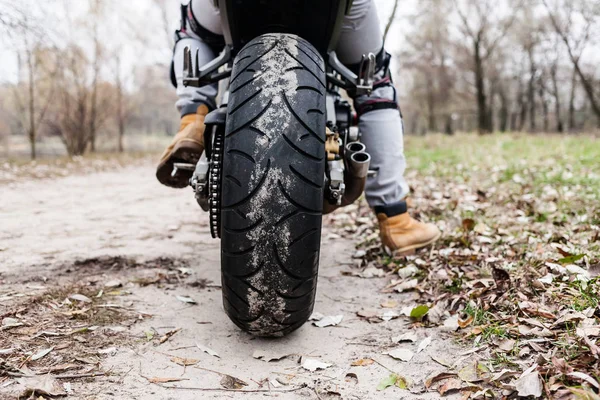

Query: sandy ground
left=0, top=162, right=468, bottom=399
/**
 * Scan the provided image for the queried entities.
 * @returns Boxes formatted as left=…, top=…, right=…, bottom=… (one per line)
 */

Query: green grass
left=406, top=133, right=600, bottom=199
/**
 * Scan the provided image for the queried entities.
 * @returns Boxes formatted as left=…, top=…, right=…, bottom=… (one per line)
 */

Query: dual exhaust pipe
left=323, top=142, right=371, bottom=214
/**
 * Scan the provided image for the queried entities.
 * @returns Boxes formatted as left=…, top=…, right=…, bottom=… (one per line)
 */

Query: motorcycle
left=174, top=0, right=375, bottom=337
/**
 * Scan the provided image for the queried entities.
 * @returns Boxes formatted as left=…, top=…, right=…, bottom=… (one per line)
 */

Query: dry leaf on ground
left=351, top=358, right=374, bottom=366
left=196, top=343, right=219, bottom=358
left=170, top=356, right=199, bottom=366
left=220, top=374, right=248, bottom=390
left=18, top=375, right=66, bottom=398
left=252, top=350, right=290, bottom=362
left=300, top=357, right=332, bottom=372
left=385, top=348, right=414, bottom=362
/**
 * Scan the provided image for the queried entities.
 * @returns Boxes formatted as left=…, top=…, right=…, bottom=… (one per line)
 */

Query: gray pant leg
left=359, top=108, right=409, bottom=206
left=173, top=0, right=221, bottom=116
left=337, top=0, right=410, bottom=207
left=336, top=0, right=383, bottom=64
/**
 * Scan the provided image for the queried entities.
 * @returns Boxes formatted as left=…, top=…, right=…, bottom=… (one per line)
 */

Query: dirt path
left=1, top=162, right=467, bottom=399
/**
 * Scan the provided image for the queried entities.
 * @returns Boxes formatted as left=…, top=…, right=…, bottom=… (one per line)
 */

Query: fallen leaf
left=18, top=375, right=66, bottom=398
left=490, top=369, right=519, bottom=382
left=397, top=265, right=419, bottom=279
left=69, top=294, right=92, bottom=303
left=351, top=358, right=374, bottom=366
left=491, top=267, right=510, bottom=289
left=497, top=339, right=516, bottom=352
left=252, top=350, right=290, bottom=362
left=513, top=366, right=542, bottom=397
left=438, top=378, right=463, bottom=396
left=518, top=301, right=555, bottom=319
left=458, top=364, right=482, bottom=383
left=97, top=347, right=117, bottom=355
left=353, top=250, right=366, bottom=258
left=410, top=305, right=429, bottom=319
left=220, top=374, right=248, bottom=390
left=377, top=373, right=408, bottom=391
left=356, top=266, right=386, bottom=278
left=380, top=310, right=400, bottom=321
left=425, top=372, right=457, bottom=388
left=518, top=325, right=554, bottom=337
left=300, top=357, right=331, bottom=372
left=31, top=347, right=54, bottom=361
left=458, top=314, right=474, bottom=329
left=392, top=332, right=418, bottom=343
left=430, top=354, right=453, bottom=367
left=381, top=300, right=398, bottom=308
left=176, top=295, right=197, bottom=304
left=567, top=372, right=600, bottom=389
left=170, top=356, right=199, bottom=366
left=313, top=314, right=343, bottom=328
left=377, top=374, right=397, bottom=391
left=1, top=317, right=23, bottom=330
left=417, top=337, right=432, bottom=353
left=443, top=315, right=459, bottom=331
left=576, top=318, right=600, bottom=338
left=147, top=377, right=189, bottom=384
left=385, top=348, right=414, bottom=362
left=558, top=254, right=585, bottom=264
left=345, top=372, right=359, bottom=384
left=196, top=343, right=219, bottom=358
left=395, top=279, right=419, bottom=292
left=462, top=218, right=476, bottom=232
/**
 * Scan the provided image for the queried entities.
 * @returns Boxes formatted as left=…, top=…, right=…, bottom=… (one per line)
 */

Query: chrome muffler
left=323, top=143, right=371, bottom=214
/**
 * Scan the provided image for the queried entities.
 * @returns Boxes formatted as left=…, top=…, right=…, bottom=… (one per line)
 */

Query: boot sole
left=386, top=231, right=442, bottom=257
left=156, top=140, right=204, bottom=188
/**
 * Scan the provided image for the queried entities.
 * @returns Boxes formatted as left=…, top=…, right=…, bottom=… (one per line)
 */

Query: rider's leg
left=336, top=0, right=440, bottom=253
left=157, top=0, right=223, bottom=188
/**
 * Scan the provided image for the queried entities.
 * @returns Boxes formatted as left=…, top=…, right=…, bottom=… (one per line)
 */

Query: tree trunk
left=568, top=68, right=577, bottom=132
left=426, top=74, right=436, bottom=133
left=27, top=49, right=36, bottom=160
left=116, top=57, right=125, bottom=153
left=527, top=47, right=536, bottom=132
left=550, top=64, right=563, bottom=133
left=539, top=83, right=549, bottom=132
left=474, top=39, right=489, bottom=134
left=499, top=88, right=509, bottom=132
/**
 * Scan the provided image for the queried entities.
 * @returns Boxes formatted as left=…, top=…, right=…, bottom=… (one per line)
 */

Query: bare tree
left=453, top=0, right=521, bottom=133
left=10, top=22, right=58, bottom=159
left=383, top=0, right=399, bottom=44
left=543, top=0, right=600, bottom=126
left=113, top=53, right=135, bottom=153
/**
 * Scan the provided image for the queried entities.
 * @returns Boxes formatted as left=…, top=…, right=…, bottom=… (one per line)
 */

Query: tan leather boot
left=377, top=212, right=441, bottom=255
left=156, top=105, right=208, bottom=188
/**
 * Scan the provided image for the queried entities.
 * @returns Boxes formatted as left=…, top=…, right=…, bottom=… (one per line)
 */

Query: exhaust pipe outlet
left=345, top=142, right=366, bottom=160
left=323, top=150, right=371, bottom=214
left=347, top=151, right=370, bottom=179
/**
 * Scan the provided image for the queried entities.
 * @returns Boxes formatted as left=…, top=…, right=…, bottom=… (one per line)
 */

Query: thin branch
left=383, top=0, right=399, bottom=44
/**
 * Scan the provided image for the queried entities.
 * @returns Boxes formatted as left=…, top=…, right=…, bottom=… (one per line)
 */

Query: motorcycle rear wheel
left=220, top=34, right=327, bottom=337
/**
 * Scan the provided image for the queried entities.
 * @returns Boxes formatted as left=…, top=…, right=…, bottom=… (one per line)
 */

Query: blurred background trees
left=0, top=0, right=598, bottom=160
left=396, top=0, right=600, bottom=135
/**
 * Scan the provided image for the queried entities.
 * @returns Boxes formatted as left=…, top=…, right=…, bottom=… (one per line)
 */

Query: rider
left=157, top=0, right=441, bottom=255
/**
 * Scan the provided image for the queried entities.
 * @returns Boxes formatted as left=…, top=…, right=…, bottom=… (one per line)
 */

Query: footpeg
left=172, top=162, right=196, bottom=178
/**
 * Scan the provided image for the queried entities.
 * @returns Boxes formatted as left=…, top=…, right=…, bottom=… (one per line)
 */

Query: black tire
left=220, top=34, right=327, bottom=337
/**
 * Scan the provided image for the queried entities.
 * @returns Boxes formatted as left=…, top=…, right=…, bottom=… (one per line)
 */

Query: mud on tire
left=221, top=34, right=326, bottom=337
